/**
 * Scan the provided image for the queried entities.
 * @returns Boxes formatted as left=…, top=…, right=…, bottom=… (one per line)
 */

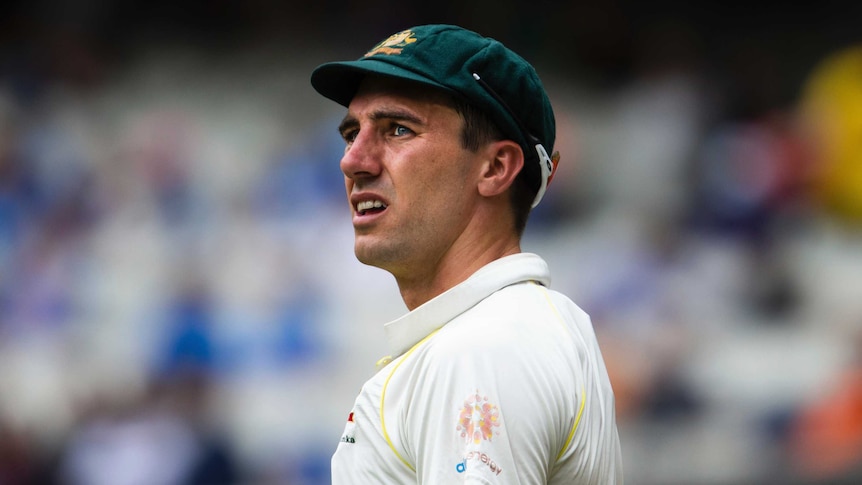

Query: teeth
left=357, top=200, right=387, bottom=214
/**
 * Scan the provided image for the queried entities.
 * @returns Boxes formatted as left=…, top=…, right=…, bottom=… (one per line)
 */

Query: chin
left=354, top=239, right=401, bottom=271
left=353, top=242, right=382, bottom=267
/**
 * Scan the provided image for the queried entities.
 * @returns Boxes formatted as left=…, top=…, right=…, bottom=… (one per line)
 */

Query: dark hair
left=450, top=96, right=537, bottom=236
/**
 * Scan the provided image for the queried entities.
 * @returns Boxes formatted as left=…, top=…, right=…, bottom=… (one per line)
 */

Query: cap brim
left=311, top=59, right=452, bottom=107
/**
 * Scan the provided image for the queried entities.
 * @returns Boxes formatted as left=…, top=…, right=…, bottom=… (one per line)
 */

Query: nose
left=340, top=129, right=382, bottom=181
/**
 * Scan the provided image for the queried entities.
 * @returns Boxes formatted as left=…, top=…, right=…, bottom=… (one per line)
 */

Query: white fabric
left=332, top=253, right=623, bottom=484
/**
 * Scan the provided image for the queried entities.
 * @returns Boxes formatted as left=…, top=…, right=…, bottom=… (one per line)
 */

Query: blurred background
left=1, top=1, right=861, bottom=484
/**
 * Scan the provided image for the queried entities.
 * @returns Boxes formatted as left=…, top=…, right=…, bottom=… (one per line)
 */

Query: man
left=311, top=24, right=622, bottom=484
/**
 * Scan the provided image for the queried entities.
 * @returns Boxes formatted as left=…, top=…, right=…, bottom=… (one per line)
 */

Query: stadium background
left=1, top=1, right=861, bottom=483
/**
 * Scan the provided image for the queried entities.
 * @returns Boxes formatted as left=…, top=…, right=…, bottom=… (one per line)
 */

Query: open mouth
left=356, top=200, right=388, bottom=216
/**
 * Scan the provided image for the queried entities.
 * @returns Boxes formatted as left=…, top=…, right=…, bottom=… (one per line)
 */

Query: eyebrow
left=338, top=108, right=425, bottom=136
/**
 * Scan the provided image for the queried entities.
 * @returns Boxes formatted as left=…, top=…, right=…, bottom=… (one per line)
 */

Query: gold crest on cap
left=364, top=30, right=417, bottom=57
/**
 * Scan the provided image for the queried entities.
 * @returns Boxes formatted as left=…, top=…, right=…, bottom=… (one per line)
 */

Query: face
left=338, top=76, right=481, bottom=277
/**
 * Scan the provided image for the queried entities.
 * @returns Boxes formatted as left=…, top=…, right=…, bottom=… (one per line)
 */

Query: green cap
left=310, top=24, right=557, bottom=208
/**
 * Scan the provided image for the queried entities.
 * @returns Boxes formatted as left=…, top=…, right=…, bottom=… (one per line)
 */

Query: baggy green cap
left=310, top=24, right=558, bottom=208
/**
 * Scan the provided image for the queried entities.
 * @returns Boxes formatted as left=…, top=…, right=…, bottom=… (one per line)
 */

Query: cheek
left=395, top=141, right=476, bottom=206
left=415, top=155, right=474, bottom=213
left=435, top=149, right=476, bottom=193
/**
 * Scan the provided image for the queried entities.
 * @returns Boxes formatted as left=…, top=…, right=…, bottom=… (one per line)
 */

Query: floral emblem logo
left=364, top=30, right=417, bottom=57
left=457, top=391, right=501, bottom=444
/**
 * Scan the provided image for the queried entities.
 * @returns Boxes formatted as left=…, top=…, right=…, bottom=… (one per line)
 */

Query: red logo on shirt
left=457, top=391, right=501, bottom=444
left=340, top=411, right=356, bottom=444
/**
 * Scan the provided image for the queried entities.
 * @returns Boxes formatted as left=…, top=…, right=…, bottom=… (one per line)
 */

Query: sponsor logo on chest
left=454, top=390, right=504, bottom=476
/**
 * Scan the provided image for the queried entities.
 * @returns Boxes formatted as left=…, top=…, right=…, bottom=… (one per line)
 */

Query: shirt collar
left=383, top=252, right=551, bottom=358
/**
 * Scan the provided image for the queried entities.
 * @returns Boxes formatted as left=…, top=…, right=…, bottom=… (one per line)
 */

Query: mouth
left=355, top=199, right=388, bottom=216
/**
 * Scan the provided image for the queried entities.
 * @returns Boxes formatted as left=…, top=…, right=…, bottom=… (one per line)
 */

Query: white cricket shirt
left=332, top=253, right=623, bottom=484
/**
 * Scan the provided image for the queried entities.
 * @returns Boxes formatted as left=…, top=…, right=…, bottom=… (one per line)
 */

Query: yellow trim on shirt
left=533, top=282, right=587, bottom=462
left=380, top=329, right=441, bottom=473
left=558, top=386, right=587, bottom=461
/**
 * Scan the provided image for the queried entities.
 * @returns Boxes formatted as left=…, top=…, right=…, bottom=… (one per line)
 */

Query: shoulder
left=435, top=282, right=591, bottom=354
left=412, top=282, right=584, bottom=379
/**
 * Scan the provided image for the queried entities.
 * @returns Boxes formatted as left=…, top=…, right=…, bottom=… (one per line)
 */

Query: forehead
left=349, top=75, right=459, bottom=114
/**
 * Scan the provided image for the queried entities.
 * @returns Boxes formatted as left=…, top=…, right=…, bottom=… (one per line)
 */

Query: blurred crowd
left=1, top=3, right=862, bottom=484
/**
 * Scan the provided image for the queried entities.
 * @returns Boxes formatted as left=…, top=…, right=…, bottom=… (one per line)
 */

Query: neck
left=394, top=231, right=521, bottom=311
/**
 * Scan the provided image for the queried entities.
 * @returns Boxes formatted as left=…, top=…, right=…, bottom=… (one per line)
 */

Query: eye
left=341, top=128, right=358, bottom=144
left=393, top=125, right=413, bottom=137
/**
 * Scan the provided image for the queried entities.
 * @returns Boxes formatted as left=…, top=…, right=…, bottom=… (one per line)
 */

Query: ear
left=476, top=140, right=524, bottom=198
